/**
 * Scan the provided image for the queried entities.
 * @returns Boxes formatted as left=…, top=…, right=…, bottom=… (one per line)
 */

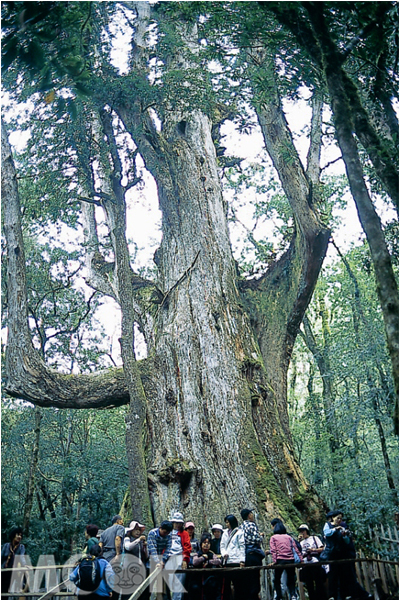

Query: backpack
left=291, top=536, right=302, bottom=554
left=76, top=557, right=102, bottom=591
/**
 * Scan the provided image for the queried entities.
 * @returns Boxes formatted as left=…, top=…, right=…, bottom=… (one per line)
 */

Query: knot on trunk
left=156, top=459, right=194, bottom=489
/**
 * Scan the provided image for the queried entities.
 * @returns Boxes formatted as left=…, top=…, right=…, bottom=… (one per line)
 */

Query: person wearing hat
left=124, top=521, right=149, bottom=564
left=210, top=524, right=223, bottom=556
left=298, top=524, right=324, bottom=558
left=123, top=521, right=149, bottom=600
left=166, top=512, right=191, bottom=600
left=321, top=511, right=372, bottom=600
left=185, top=522, right=200, bottom=563
left=297, top=524, right=326, bottom=600
left=240, top=509, right=265, bottom=600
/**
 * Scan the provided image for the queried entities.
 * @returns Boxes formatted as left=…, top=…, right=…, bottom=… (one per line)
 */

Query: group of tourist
left=1, top=509, right=373, bottom=600
left=74, top=508, right=264, bottom=600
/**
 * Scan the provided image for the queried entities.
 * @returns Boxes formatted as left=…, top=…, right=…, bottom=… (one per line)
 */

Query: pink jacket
left=270, top=534, right=302, bottom=563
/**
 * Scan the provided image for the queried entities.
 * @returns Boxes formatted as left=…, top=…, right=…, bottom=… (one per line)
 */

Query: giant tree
left=3, top=1, right=333, bottom=529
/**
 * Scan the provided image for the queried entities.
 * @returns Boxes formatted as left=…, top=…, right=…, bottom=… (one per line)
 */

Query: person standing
left=297, top=524, right=326, bottom=600
left=124, top=521, right=149, bottom=565
left=190, top=533, right=222, bottom=600
left=124, top=521, right=149, bottom=600
left=167, top=512, right=191, bottom=600
left=99, top=515, right=125, bottom=563
left=240, top=509, right=264, bottom=600
left=220, top=514, right=245, bottom=600
left=269, top=521, right=302, bottom=600
left=1, top=527, right=27, bottom=600
left=98, top=515, right=125, bottom=600
left=147, top=521, right=173, bottom=600
left=185, top=521, right=200, bottom=563
left=83, top=525, right=100, bottom=557
left=69, top=543, right=114, bottom=600
left=322, top=511, right=372, bottom=600
left=210, top=524, right=224, bottom=557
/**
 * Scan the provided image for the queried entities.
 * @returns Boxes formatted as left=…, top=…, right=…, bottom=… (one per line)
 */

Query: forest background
left=1, top=1, right=398, bottom=564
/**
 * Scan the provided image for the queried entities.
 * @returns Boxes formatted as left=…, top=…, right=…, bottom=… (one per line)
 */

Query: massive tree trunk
left=118, top=105, right=325, bottom=527
left=2, top=6, right=331, bottom=531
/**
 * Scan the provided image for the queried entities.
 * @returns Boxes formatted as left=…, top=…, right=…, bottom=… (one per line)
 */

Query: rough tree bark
left=2, top=5, right=331, bottom=530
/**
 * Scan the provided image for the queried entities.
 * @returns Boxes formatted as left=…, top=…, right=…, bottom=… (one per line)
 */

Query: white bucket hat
left=171, top=511, right=184, bottom=523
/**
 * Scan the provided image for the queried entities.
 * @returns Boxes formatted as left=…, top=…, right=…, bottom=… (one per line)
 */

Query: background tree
left=289, top=238, right=398, bottom=545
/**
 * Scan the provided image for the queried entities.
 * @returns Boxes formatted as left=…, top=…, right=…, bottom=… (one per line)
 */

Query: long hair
left=224, top=514, right=238, bottom=530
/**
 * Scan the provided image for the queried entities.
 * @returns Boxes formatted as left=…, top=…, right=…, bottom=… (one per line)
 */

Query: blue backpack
left=76, top=557, right=102, bottom=591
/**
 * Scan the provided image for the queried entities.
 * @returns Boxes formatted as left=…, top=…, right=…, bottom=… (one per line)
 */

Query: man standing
left=147, top=521, right=173, bottom=600
left=240, top=508, right=265, bottom=600
left=167, top=512, right=191, bottom=600
left=99, top=515, right=125, bottom=563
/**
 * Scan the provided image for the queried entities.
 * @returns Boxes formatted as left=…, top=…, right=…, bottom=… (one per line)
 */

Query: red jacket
left=177, top=529, right=192, bottom=563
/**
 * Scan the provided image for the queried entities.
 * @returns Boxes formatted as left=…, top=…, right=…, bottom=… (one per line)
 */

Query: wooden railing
left=2, top=556, right=399, bottom=600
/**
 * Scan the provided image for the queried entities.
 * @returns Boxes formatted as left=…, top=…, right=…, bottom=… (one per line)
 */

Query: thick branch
left=1, top=118, right=133, bottom=410
left=251, top=52, right=324, bottom=239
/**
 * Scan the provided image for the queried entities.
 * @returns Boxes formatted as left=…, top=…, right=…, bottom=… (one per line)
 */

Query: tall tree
left=6, top=1, right=390, bottom=530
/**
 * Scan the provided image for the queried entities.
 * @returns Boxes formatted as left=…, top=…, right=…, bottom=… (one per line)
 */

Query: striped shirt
left=147, top=528, right=172, bottom=564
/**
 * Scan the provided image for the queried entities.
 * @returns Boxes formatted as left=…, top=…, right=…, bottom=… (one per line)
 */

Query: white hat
left=211, top=523, right=224, bottom=531
left=171, top=511, right=184, bottom=523
left=126, top=520, right=145, bottom=534
left=298, top=524, right=310, bottom=531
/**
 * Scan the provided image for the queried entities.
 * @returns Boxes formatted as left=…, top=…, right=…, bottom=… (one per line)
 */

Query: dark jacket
left=1, top=543, right=26, bottom=569
left=210, top=538, right=221, bottom=555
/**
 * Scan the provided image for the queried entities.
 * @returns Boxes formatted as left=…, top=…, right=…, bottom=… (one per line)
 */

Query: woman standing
left=210, top=525, right=223, bottom=557
left=220, top=515, right=245, bottom=600
left=185, top=521, right=200, bottom=564
left=190, top=533, right=222, bottom=600
left=1, top=527, right=27, bottom=600
left=123, top=521, right=149, bottom=600
left=124, top=521, right=149, bottom=565
left=321, top=511, right=372, bottom=600
left=269, top=521, right=302, bottom=600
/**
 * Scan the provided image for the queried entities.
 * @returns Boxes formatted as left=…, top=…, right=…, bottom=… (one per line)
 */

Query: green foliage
left=288, top=242, right=398, bottom=553
left=1, top=0, right=398, bottom=559
left=1, top=401, right=128, bottom=563
left=2, top=2, right=98, bottom=96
